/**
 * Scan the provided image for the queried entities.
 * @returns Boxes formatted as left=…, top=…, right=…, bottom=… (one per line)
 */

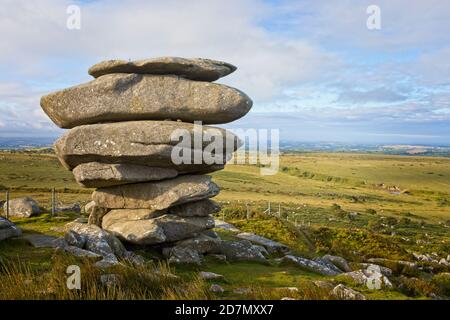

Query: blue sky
left=0, top=0, right=449, bottom=145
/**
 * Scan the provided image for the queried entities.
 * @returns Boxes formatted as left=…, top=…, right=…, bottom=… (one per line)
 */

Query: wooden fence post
left=5, top=190, right=9, bottom=219
left=51, top=188, right=56, bottom=217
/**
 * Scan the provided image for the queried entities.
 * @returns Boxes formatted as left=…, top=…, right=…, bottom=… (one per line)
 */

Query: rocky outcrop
left=277, top=255, right=341, bottom=276
left=236, top=232, right=290, bottom=254
left=40, top=56, right=253, bottom=262
left=0, top=217, right=22, bottom=241
left=88, top=57, right=236, bottom=81
left=332, top=284, right=366, bottom=300
left=41, top=74, right=252, bottom=128
left=2, top=197, right=40, bottom=218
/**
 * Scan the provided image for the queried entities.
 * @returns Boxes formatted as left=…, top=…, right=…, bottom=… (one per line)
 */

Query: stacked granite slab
left=40, top=57, right=252, bottom=247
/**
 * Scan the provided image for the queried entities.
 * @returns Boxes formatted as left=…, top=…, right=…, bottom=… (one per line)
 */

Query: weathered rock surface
left=332, top=284, right=366, bottom=300
left=209, top=284, right=224, bottom=294
left=168, top=199, right=220, bottom=217
left=102, top=210, right=215, bottom=245
left=64, top=222, right=126, bottom=267
left=321, top=254, right=352, bottom=273
left=163, top=246, right=203, bottom=265
left=54, top=121, right=240, bottom=171
left=214, top=219, right=240, bottom=233
left=277, top=255, right=341, bottom=276
left=236, top=232, right=290, bottom=254
left=22, top=234, right=65, bottom=248
left=85, top=201, right=110, bottom=227
left=199, top=271, right=224, bottom=281
left=173, top=233, right=220, bottom=254
left=93, top=175, right=219, bottom=210
left=73, top=162, right=178, bottom=188
left=342, top=269, right=393, bottom=288
left=0, top=217, right=22, bottom=241
left=3, top=197, right=40, bottom=218
left=41, top=74, right=252, bottom=128
left=88, top=57, right=236, bottom=81
left=217, top=240, right=268, bottom=263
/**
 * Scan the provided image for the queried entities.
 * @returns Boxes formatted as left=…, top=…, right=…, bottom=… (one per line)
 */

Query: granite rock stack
left=41, top=57, right=252, bottom=250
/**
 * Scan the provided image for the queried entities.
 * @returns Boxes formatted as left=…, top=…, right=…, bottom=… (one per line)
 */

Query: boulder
left=277, top=255, right=340, bottom=276
left=92, top=175, right=219, bottom=210
left=3, top=197, right=40, bottom=218
left=64, top=222, right=126, bottom=267
left=332, top=284, right=366, bottom=300
left=341, top=268, right=393, bottom=289
left=359, top=263, right=393, bottom=277
left=102, top=210, right=215, bottom=245
left=88, top=57, right=236, bottom=81
left=63, top=245, right=102, bottom=259
left=0, top=217, right=22, bottom=241
left=64, top=230, right=86, bottom=248
left=172, top=233, right=221, bottom=254
left=216, top=240, right=267, bottom=263
left=41, top=74, right=252, bottom=128
left=321, top=254, right=352, bottom=273
left=214, top=219, right=240, bottom=233
left=163, top=246, right=203, bottom=265
left=199, top=271, right=224, bottom=281
left=54, top=121, right=240, bottom=171
left=168, top=199, right=220, bottom=217
left=85, top=201, right=110, bottom=227
left=236, top=232, right=290, bottom=254
left=22, top=234, right=65, bottom=248
left=73, top=162, right=178, bottom=188
left=209, top=284, right=224, bottom=294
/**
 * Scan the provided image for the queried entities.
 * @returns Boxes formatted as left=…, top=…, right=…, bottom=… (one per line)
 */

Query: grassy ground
left=1, top=151, right=450, bottom=300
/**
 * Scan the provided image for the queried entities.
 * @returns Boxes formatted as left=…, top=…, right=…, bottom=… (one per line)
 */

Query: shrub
left=396, top=276, right=436, bottom=298
left=431, top=273, right=450, bottom=297
left=366, top=208, right=377, bottom=215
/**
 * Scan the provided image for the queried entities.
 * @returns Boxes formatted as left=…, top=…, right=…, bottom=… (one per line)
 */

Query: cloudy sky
left=1, top=0, right=449, bottom=145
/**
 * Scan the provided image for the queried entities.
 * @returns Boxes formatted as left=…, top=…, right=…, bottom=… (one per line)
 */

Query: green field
left=1, top=151, right=450, bottom=300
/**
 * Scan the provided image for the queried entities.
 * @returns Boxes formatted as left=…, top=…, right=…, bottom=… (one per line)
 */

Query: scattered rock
left=236, top=232, right=290, bottom=254
left=199, top=271, right=224, bottom=281
left=332, top=284, right=366, bottom=300
left=3, top=197, right=40, bottom=218
left=22, top=234, right=64, bottom=248
left=100, top=274, right=119, bottom=287
left=214, top=219, right=240, bottom=232
left=174, top=233, right=220, bottom=254
left=341, top=269, right=393, bottom=289
left=209, top=284, right=225, bottom=294
left=321, top=254, right=351, bottom=272
left=73, top=162, right=178, bottom=188
left=368, top=258, right=418, bottom=269
left=359, top=263, right=393, bottom=277
left=278, top=255, right=341, bottom=276
left=313, top=280, right=335, bottom=290
left=281, top=297, right=296, bottom=300
left=233, top=287, right=251, bottom=295
left=0, top=217, right=22, bottom=241
left=216, top=240, right=267, bottom=263
left=163, top=246, right=203, bottom=265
